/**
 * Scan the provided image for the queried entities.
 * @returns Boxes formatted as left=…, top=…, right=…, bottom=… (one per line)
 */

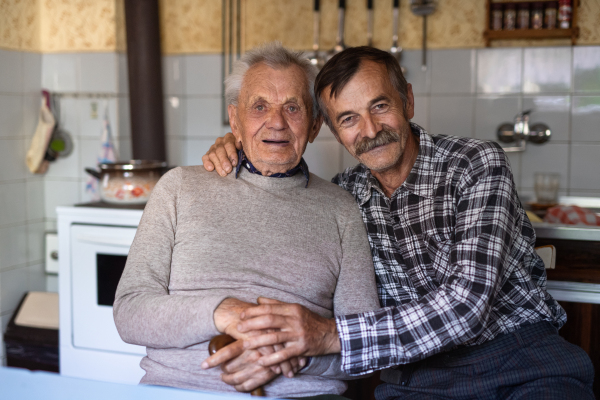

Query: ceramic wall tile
left=505, top=151, right=522, bottom=189
left=0, top=139, right=27, bottom=182
left=167, top=137, right=185, bottom=167
left=522, top=96, right=570, bottom=142
left=28, top=263, right=47, bottom=293
left=42, top=53, right=79, bottom=92
left=79, top=53, right=118, bottom=93
left=0, top=266, right=29, bottom=313
left=573, top=46, right=600, bottom=93
left=400, top=50, right=431, bottom=95
left=571, top=96, right=600, bottom=142
left=0, top=49, right=23, bottom=94
left=26, top=178, right=45, bottom=221
left=0, top=95, right=25, bottom=138
left=412, top=95, right=430, bottom=131
left=78, top=98, right=118, bottom=138
left=431, top=49, right=476, bottom=94
left=79, top=138, right=102, bottom=177
left=570, top=144, right=600, bottom=191
left=0, top=224, right=28, bottom=270
left=342, top=150, right=360, bottom=172
left=185, top=139, right=221, bottom=166
left=474, top=96, right=521, bottom=142
left=164, top=97, right=185, bottom=137
left=163, top=56, right=184, bottom=96
left=26, top=222, right=46, bottom=264
left=303, top=140, right=342, bottom=181
left=185, top=98, right=222, bottom=138
left=429, top=96, right=474, bottom=138
left=43, top=179, right=81, bottom=219
left=184, top=54, right=222, bottom=97
left=22, top=52, right=42, bottom=95
left=523, top=47, right=571, bottom=94
left=315, top=124, right=337, bottom=142
left=477, top=48, right=522, bottom=94
left=521, top=143, right=569, bottom=189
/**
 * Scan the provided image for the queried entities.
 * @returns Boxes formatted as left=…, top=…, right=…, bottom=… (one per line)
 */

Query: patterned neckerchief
left=234, top=149, right=310, bottom=187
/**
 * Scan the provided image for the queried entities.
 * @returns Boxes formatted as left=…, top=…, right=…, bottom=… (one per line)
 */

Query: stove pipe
left=124, top=0, right=166, bottom=162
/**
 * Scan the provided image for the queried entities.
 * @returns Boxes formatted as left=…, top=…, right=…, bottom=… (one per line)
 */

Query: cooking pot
left=85, top=160, right=168, bottom=205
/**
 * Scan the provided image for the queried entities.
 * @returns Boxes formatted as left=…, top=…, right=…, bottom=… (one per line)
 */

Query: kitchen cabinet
left=535, top=224, right=600, bottom=397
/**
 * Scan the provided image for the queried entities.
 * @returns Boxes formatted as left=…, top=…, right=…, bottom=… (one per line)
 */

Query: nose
left=266, top=106, right=288, bottom=130
left=361, top=114, right=379, bottom=139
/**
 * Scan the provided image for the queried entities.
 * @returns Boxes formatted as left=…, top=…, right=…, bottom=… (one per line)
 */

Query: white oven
left=58, top=206, right=146, bottom=384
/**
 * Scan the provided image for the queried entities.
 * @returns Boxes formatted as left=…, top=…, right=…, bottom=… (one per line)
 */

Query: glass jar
left=531, top=2, right=544, bottom=29
left=558, top=0, right=572, bottom=29
left=518, top=2, right=530, bottom=29
left=545, top=1, right=558, bottom=29
left=491, top=3, right=503, bottom=31
left=504, top=3, right=517, bottom=30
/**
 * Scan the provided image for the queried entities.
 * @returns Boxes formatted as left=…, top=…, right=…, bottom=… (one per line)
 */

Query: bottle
left=531, top=2, right=544, bottom=29
left=558, top=0, right=572, bottom=29
left=518, top=2, right=531, bottom=29
left=545, top=1, right=558, bottom=29
left=504, top=3, right=517, bottom=31
left=491, top=3, right=504, bottom=31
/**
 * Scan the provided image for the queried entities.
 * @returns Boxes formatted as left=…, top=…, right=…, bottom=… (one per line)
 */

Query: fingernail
left=231, top=158, right=237, bottom=164
left=224, top=165, right=231, bottom=172
left=275, top=367, right=281, bottom=374
left=288, top=372, right=294, bottom=378
left=201, top=362, right=208, bottom=369
left=299, top=359, right=306, bottom=367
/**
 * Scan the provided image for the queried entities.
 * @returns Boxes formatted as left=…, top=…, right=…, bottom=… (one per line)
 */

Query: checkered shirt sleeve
left=332, top=124, right=566, bottom=375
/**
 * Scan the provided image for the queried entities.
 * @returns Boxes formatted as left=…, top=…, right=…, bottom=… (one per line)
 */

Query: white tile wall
left=0, top=95, right=25, bottom=137
left=0, top=49, right=23, bottom=94
left=523, top=47, right=572, bottom=93
left=477, top=48, right=522, bottom=94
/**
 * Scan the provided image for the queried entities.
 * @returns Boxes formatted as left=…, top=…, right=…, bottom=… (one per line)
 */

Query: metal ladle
left=328, top=0, right=347, bottom=60
left=390, top=0, right=406, bottom=74
left=309, top=0, right=325, bottom=69
left=410, top=0, right=436, bottom=71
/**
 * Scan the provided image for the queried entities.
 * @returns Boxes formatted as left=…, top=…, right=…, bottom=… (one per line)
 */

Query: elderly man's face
left=323, top=61, right=415, bottom=173
left=228, top=63, right=321, bottom=175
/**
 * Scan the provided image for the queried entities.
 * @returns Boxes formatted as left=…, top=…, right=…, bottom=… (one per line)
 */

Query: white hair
left=225, top=42, right=319, bottom=119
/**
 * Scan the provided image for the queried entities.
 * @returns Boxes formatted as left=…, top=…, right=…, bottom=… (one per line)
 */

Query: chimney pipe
left=124, top=0, right=166, bottom=161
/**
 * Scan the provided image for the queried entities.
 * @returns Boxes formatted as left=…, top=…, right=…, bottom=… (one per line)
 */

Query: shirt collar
left=235, top=149, right=310, bottom=188
left=356, top=123, right=436, bottom=205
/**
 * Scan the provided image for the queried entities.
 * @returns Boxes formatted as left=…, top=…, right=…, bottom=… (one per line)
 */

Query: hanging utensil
left=367, top=0, right=374, bottom=47
left=390, top=0, right=406, bottom=74
left=410, top=0, right=436, bottom=71
left=328, top=0, right=347, bottom=60
left=309, top=0, right=325, bottom=69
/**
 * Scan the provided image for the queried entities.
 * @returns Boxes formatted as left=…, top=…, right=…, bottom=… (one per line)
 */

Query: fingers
left=201, top=340, right=244, bottom=369
left=223, top=140, right=239, bottom=166
left=257, top=346, right=304, bottom=368
left=223, top=132, right=242, bottom=153
left=222, top=366, right=276, bottom=393
left=257, top=297, right=285, bottom=305
left=201, top=153, right=215, bottom=171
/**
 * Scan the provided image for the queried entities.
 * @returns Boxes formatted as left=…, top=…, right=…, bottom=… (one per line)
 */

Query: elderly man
left=202, top=46, right=594, bottom=399
left=113, top=43, right=380, bottom=399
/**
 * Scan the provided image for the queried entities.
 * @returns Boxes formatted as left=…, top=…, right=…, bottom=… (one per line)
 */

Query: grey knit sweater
left=113, top=166, right=380, bottom=398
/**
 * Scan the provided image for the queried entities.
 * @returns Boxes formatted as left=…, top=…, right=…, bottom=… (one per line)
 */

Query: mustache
left=354, top=129, right=402, bottom=156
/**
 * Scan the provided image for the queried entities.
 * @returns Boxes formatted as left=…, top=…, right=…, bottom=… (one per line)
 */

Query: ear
left=405, top=83, right=415, bottom=120
left=228, top=104, right=242, bottom=142
left=308, top=113, right=323, bottom=143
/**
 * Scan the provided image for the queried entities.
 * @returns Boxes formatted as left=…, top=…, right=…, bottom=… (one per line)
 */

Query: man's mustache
left=355, top=129, right=401, bottom=156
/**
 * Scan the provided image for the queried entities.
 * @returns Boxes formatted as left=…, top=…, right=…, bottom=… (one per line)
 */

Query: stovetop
left=75, top=201, right=146, bottom=210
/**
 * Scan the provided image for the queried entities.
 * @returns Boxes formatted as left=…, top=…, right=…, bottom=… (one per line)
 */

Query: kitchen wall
left=0, top=48, right=47, bottom=363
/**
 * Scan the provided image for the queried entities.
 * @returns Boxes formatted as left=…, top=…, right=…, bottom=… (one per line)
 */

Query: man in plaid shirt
left=203, top=47, right=594, bottom=399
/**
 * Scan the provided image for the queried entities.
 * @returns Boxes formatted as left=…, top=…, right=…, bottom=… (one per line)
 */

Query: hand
left=201, top=132, right=241, bottom=176
left=213, top=298, right=256, bottom=339
left=202, top=332, right=307, bottom=378
left=238, top=298, right=341, bottom=368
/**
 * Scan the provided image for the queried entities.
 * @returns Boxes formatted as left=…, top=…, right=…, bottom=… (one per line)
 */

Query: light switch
left=45, top=232, right=59, bottom=274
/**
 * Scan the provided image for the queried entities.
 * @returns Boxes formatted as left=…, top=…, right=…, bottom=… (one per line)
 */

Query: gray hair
left=225, top=42, right=319, bottom=120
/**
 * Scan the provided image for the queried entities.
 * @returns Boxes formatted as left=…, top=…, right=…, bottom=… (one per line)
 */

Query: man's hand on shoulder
left=238, top=298, right=341, bottom=368
left=201, top=132, right=241, bottom=177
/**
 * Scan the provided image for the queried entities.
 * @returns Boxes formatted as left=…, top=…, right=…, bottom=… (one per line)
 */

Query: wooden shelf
left=485, top=0, right=580, bottom=46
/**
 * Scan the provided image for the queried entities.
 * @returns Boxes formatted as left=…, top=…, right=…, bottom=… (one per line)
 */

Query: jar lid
left=99, top=160, right=168, bottom=171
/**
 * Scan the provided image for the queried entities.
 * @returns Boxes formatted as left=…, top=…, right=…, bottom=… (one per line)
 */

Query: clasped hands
left=203, top=297, right=341, bottom=393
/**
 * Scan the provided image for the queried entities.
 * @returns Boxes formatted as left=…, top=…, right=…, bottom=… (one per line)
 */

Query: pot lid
left=99, top=160, right=168, bottom=170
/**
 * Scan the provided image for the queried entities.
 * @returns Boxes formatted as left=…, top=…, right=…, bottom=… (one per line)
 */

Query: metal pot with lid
left=85, top=160, right=168, bottom=205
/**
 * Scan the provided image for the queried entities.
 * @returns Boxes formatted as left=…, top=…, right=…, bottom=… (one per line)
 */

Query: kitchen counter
left=533, top=222, right=600, bottom=242
left=0, top=366, right=263, bottom=400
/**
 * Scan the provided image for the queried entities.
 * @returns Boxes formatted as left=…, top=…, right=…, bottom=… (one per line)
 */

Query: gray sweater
left=113, top=166, right=380, bottom=398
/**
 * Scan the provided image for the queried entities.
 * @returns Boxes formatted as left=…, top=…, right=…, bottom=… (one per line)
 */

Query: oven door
left=70, top=224, right=145, bottom=355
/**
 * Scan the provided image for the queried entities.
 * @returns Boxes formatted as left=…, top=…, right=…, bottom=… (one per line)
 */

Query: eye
left=340, top=115, right=355, bottom=126
left=287, top=104, right=299, bottom=113
left=256, top=105, right=265, bottom=111
left=373, top=103, right=388, bottom=113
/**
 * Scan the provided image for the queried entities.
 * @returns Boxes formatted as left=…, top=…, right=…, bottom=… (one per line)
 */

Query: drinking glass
left=534, top=173, right=560, bottom=204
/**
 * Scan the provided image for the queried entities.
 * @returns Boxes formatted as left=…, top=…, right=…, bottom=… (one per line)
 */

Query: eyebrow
left=248, top=96, right=301, bottom=105
left=334, top=95, right=391, bottom=123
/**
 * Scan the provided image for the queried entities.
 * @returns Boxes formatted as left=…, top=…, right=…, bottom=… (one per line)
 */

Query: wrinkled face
left=228, top=63, right=321, bottom=175
left=322, top=60, right=415, bottom=173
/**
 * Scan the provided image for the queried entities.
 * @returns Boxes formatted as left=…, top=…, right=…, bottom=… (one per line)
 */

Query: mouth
left=263, top=140, right=290, bottom=145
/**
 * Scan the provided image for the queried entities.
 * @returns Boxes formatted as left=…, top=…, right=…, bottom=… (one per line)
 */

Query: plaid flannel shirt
left=333, top=123, right=566, bottom=375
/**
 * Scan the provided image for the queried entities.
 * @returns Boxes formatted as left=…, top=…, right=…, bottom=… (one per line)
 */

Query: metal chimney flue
left=124, top=0, right=166, bottom=162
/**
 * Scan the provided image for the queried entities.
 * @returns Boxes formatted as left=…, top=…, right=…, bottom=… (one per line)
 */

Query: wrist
left=325, top=319, right=341, bottom=354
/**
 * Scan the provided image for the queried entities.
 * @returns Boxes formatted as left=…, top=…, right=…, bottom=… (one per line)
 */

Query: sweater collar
left=235, top=149, right=310, bottom=188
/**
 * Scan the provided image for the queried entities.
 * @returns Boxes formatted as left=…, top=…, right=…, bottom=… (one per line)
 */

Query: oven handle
left=76, top=234, right=134, bottom=247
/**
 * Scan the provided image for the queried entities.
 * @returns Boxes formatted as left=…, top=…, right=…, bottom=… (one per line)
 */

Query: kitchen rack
left=484, top=0, right=580, bottom=46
